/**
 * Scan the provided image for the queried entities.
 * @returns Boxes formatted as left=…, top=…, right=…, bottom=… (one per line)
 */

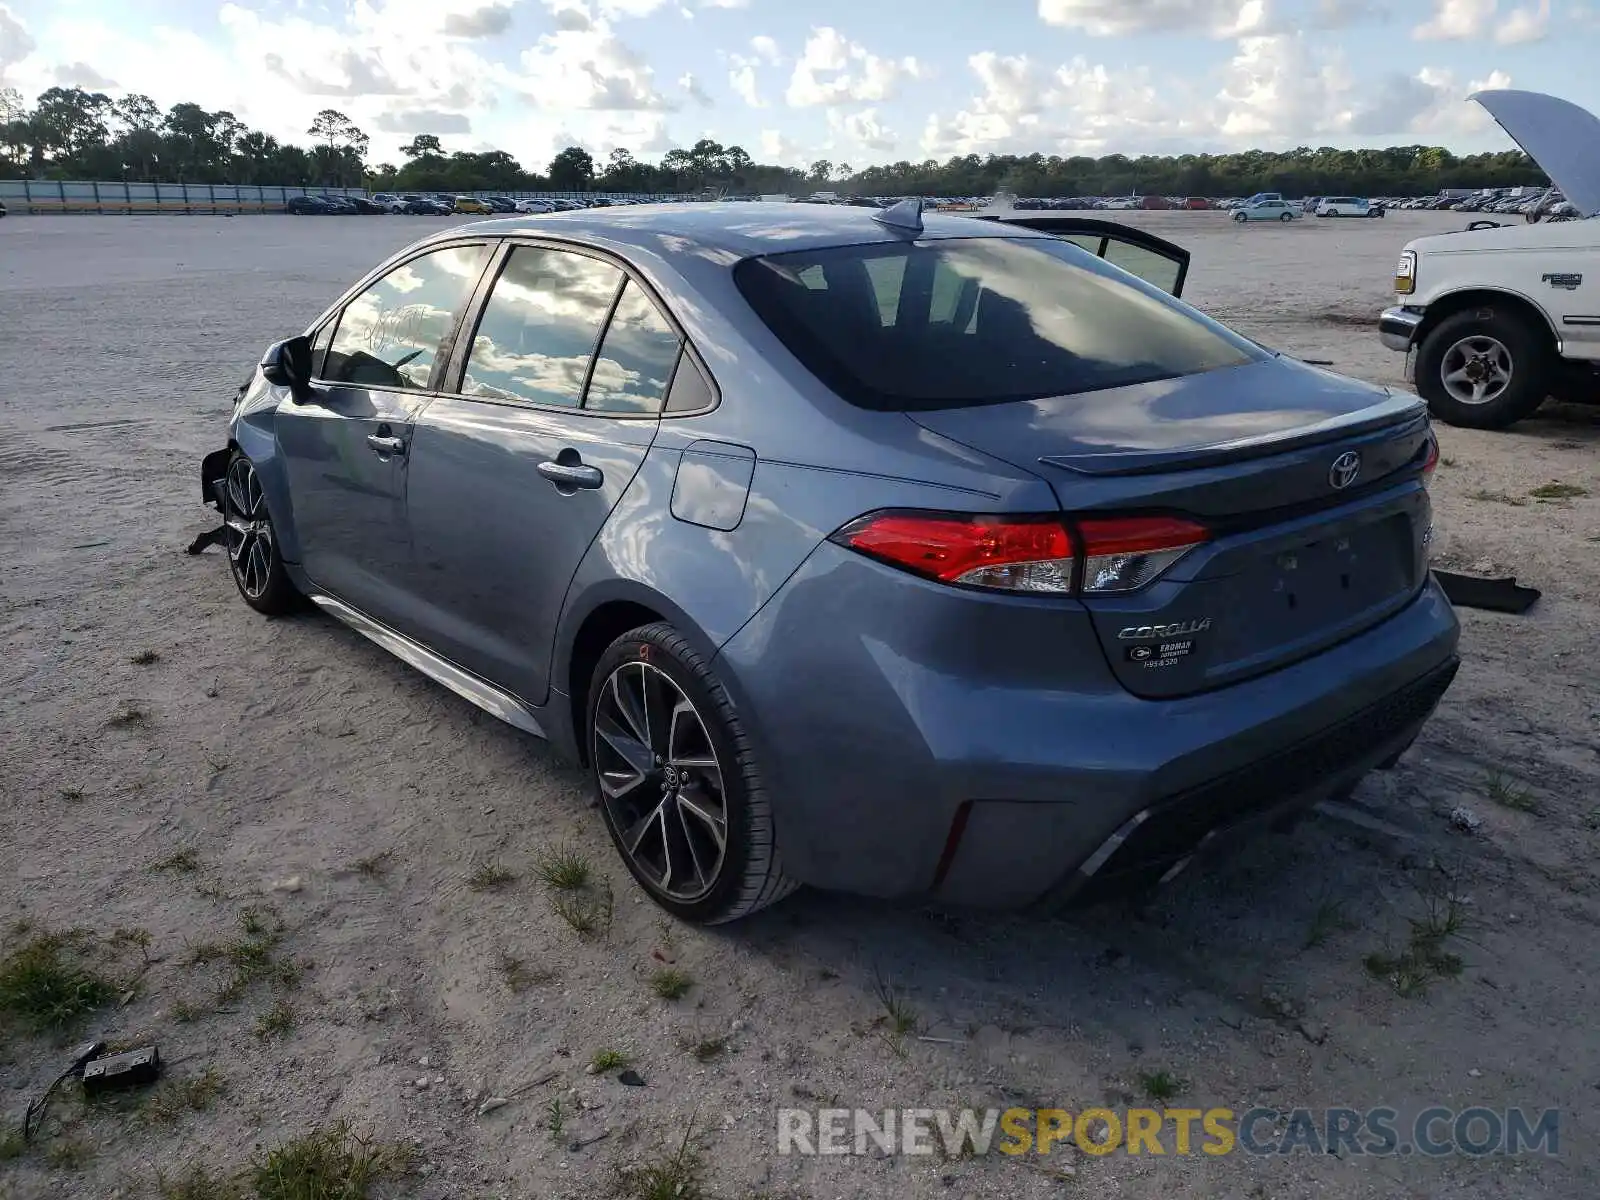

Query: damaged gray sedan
left=201, top=201, right=1459, bottom=924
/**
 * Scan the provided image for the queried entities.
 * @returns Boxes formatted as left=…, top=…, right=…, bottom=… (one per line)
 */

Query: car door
left=274, top=240, right=492, bottom=632
left=402, top=241, right=684, bottom=706
left=979, top=215, right=1191, bottom=296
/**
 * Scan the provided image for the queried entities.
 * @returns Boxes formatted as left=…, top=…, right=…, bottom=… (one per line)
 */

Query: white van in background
left=1317, top=196, right=1380, bottom=218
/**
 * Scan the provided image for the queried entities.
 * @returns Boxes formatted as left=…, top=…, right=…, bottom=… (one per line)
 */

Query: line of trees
left=0, top=84, right=1546, bottom=199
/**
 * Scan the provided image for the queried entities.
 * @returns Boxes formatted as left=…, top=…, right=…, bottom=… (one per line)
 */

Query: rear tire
left=1280, top=212, right=1294, bottom=222
left=1415, top=308, right=1554, bottom=430
left=587, top=623, right=799, bottom=925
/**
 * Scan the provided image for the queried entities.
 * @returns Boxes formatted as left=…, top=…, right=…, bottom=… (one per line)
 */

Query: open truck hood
left=1471, top=89, right=1600, bottom=218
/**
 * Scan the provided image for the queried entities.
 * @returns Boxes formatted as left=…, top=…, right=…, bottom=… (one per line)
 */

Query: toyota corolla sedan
left=200, top=202, right=1459, bottom=924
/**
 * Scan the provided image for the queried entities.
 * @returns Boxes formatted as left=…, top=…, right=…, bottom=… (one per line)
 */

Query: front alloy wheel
left=588, top=623, right=797, bottom=924
left=223, top=452, right=296, bottom=614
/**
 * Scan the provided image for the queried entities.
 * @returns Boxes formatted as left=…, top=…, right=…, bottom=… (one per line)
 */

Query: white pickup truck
left=1379, top=89, right=1599, bottom=429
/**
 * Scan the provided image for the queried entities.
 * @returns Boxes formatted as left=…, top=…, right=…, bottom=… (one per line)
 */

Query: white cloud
left=1413, top=0, right=1496, bottom=38
left=759, top=127, right=805, bottom=165
left=441, top=3, right=513, bottom=37
left=1495, top=0, right=1549, bottom=42
left=923, top=50, right=1195, bottom=157
left=829, top=107, right=897, bottom=151
left=679, top=71, right=712, bottom=106
left=0, top=3, right=36, bottom=76
left=1037, top=0, right=1270, bottom=37
left=1214, top=34, right=1352, bottom=139
left=729, top=61, right=762, bottom=107
left=750, top=35, right=781, bottom=64
left=785, top=26, right=922, bottom=108
left=520, top=3, right=679, bottom=110
left=699, top=0, right=749, bottom=8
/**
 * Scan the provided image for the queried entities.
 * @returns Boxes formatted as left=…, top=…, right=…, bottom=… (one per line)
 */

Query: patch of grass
left=131, top=649, right=162, bottom=665
left=495, top=951, right=544, bottom=994
left=148, top=1069, right=226, bottom=1125
left=45, top=1137, right=92, bottom=1170
left=1465, top=489, right=1527, bottom=506
left=155, top=1163, right=245, bottom=1200
left=690, top=1035, right=728, bottom=1063
left=108, top=702, right=150, bottom=727
left=1486, top=771, right=1539, bottom=814
left=1584, top=807, right=1600, bottom=832
left=552, top=881, right=614, bottom=940
left=547, top=1096, right=566, bottom=1140
left=170, top=999, right=207, bottom=1023
left=535, top=844, right=592, bottom=891
left=1137, top=1069, right=1184, bottom=1103
left=466, top=861, right=516, bottom=891
left=872, top=971, right=917, bottom=1037
left=611, top=1124, right=707, bottom=1200
left=188, top=908, right=297, bottom=1005
left=1305, top=899, right=1357, bottom=950
left=0, top=930, right=120, bottom=1031
left=0, top=1128, right=25, bottom=1161
left=1439, top=456, right=1457, bottom=468
left=349, top=851, right=392, bottom=879
left=1365, top=863, right=1468, bottom=997
left=650, top=968, right=692, bottom=1001
left=59, top=786, right=85, bottom=802
left=151, top=848, right=202, bottom=874
left=590, top=1048, right=630, bottom=1074
left=249, top=1123, right=413, bottom=1200
left=255, top=999, right=295, bottom=1040
left=1529, top=482, right=1588, bottom=500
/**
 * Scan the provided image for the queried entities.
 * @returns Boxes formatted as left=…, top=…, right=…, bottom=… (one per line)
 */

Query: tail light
left=829, top=511, right=1208, bottom=595
left=1420, top=433, right=1440, bottom=481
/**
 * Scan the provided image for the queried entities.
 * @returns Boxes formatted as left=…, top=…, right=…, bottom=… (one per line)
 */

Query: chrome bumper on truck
left=1379, top=305, right=1424, bottom=352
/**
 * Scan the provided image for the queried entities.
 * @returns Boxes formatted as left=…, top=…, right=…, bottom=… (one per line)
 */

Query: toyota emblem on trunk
left=1328, top=451, right=1362, bottom=490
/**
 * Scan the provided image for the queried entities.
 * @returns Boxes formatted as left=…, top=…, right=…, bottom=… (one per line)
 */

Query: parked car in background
left=285, top=195, right=334, bottom=215
left=201, top=200, right=1457, bottom=924
left=1183, top=197, right=1211, bottom=210
left=453, top=196, right=492, bottom=214
left=1233, top=199, right=1300, bottom=222
left=1317, top=197, right=1381, bottom=218
left=1380, top=88, right=1600, bottom=429
left=516, top=199, right=556, bottom=213
left=483, top=196, right=518, bottom=213
left=1, top=199, right=9, bottom=218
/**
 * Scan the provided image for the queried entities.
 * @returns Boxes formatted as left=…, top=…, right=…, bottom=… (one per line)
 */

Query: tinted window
left=323, top=244, right=486, bottom=389
left=1102, top=239, right=1182, bottom=294
left=586, top=280, right=682, bottom=414
left=460, top=246, right=623, bottom=407
left=734, top=237, right=1262, bottom=412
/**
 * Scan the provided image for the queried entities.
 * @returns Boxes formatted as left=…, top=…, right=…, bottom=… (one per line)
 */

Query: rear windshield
left=733, top=237, right=1263, bottom=412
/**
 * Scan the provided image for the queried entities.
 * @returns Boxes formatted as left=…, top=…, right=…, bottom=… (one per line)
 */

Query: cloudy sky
left=0, top=0, right=1590, bottom=169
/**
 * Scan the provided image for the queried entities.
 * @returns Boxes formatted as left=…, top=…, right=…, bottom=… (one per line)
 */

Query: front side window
left=323, top=244, right=487, bottom=389
left=461, top=246, right=623, bottom=408
left=734, top=236, right=1263, bottom=412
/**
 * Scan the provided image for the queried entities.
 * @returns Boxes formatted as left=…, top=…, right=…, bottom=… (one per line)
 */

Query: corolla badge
left=1328, top=450, right=1362, bottom=490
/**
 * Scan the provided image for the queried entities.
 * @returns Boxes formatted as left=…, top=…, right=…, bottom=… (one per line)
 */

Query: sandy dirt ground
left=1, top=210, right=1596, bottom=1200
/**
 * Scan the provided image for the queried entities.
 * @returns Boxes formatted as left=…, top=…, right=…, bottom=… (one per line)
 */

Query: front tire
left=223, top=452, right=298, bottom=614
left=1414, top=308, right=1554, bottom=430
left=587, top=623, right=798, bottom=924
left=1233, top=212, right=1246, bottom=223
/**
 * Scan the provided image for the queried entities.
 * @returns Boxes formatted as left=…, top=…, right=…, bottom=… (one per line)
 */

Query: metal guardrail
left=0, top=180, right=694, bottom=214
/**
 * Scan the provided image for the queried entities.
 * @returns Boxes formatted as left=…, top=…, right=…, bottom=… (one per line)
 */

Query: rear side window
left=323, top=244, right=487, bottom=389
left=586, top=281, right=682, bottom=414
left=734, top=237, right=1262, bottom=412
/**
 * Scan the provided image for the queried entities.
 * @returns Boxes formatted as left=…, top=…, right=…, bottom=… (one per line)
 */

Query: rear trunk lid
left=907, top=358, right=1436, bottom=699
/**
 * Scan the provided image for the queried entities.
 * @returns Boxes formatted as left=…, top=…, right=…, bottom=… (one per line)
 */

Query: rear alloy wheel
left=1415, top=308, right=1553, bottom=430
left=588, top=623, right=797, bottom=924
left=223, top=451, right=297, bottom=614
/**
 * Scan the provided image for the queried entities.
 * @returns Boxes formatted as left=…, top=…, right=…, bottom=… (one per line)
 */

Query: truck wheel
left=1415, top=308, right=1554, bottom=430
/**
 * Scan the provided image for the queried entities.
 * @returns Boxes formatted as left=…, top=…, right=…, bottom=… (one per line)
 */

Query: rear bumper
left=715, top=548, right=1460, bottom=907
left=1380, top=305, right=1425, bottom=352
